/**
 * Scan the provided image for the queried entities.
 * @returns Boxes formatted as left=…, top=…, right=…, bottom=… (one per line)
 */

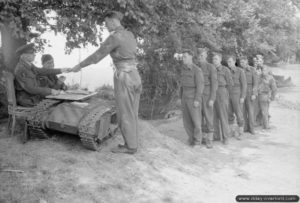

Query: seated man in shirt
left=38, top=54, right=67, bottom=91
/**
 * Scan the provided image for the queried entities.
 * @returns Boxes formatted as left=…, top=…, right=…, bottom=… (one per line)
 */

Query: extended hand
left=72, top=64, right=82, bottom=73
left=208, top=100, right=214, bottom=107
left=61, top=68, right=72, bottom=73
left=193, top=101, right=200, bottom=108
left=251, top=95, right=256, bottom=100
left=240, top=98, right=245, bottom=104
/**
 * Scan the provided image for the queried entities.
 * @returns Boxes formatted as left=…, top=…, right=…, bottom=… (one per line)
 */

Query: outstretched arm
left=73, top=35, right=119, bottom=72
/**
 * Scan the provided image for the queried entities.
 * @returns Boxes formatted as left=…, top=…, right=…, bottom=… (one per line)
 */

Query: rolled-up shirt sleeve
left=79, top=34, right=119, bottom=68
left=34, top=66, right=62, bottom=75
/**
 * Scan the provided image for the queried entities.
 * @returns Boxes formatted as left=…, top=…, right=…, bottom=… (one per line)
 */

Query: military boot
left=205, top=133, right=213, bottom=149
left=223, top=137, right=229, bottom=145
left=193, top=136, right=203, bottom=146
left=236, top=126, right=243, bottom=140
left=229, top=124, right=235, bottom=137
left=202, top=133, right=207, bottom=145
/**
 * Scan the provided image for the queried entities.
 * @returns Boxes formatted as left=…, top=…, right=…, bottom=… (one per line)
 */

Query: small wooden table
left=46, top=90, right=97, bottom=101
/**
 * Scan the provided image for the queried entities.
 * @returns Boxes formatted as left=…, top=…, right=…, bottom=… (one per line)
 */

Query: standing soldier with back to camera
left=239, top=56, right=258, bottom=134
left=227, top=55, right=247, bottom=140
left=212, top=52, right=233, bottom=144
left=71, top=11, right=142, bottom=154
left=179, top=48, right=204, bottom=146
left=196, top=48, right=218, bottom=148
left=257, top=66, right=277, bottom=129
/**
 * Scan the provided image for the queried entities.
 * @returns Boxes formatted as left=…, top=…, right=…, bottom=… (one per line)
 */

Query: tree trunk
left=0, top=24, right=26, bottom=118
left=0, top=23, right=26, bottom=71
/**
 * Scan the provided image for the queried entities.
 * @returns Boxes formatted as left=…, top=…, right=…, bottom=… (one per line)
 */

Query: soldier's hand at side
left=240, top=98, right=245, bottom=104
left=193, top=101, right=200, bottom=108
left=251, top=95, right=256, bottom=100
left=51, top=89, right=61, bottom=95
left=208, top=100, right=214, bottom=107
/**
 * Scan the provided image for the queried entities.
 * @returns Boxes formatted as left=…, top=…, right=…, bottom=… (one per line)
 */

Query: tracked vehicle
left=25, top=91, right=118, bottom=151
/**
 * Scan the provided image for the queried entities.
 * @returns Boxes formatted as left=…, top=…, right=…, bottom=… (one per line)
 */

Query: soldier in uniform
left=257, top=66, right=277, bottom=129
left=14, top=43, right=69, bottom=107
left=212, top=52, right=233, bottom=144
left=227, top=55, right=247, bottom=139
left=254, top=54, right=264, bottom=126
left=180, top=48, right=204, bottom=146
left=239, top=56, right=258, bottom=134
left=196, top=48, right=218, bottom=148
left=71, top=11, right=142, bottom=154
left=38, top=54, right=67, bottom=90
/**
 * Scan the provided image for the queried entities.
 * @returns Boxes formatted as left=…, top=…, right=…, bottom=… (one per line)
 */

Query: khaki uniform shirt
left=14, top=59, right=62, bottom=106
left=243, top=65, right=258, bottom=96
left=258, top=74, right=277, bottom=100
left=79, top=26, right=137, bottom=68
left=228, top=66, right=247, bottom=98
left=180, top=64, right=204, bottom=102
left=215, top=65, right=233, bottom=91
left=198, top=61, right=218, bottom=101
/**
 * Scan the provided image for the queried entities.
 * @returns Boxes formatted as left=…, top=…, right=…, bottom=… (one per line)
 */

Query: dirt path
left=1, top=68, right=300, bottom=203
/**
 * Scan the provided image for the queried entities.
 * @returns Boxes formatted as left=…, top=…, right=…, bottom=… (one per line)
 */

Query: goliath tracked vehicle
left=25, top=90, right=118, bottom=151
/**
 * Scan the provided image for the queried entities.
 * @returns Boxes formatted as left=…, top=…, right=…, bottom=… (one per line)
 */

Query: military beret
left=181, top=48, right=194, bottom=56
left=197, top=47, right=208, bottom=54
left=225, top=54, right=236, bottom=61
left=41, top=54, right=54, bottom=64
left=105, top=11, right=124, bottom=21
left=212, top=52, right=222, bottom=58
left=239, top=55, right=248, bottom=61
left=15, top=43, right=35, bottom=55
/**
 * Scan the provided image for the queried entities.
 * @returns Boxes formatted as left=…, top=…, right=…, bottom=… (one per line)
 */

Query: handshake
left=61, top=65, right=82, bottom=73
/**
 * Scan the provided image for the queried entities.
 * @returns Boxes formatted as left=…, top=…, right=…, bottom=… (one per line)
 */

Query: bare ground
left=1, top=66, right=300, bottom=203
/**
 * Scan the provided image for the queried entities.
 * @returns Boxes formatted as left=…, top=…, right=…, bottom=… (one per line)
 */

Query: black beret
left=105, top=11, right=124, bottom=21
left=181, top=48, right=194, bottom=56
left=212, top=52, right=222, bottom=58
left=197, top=47, right=208, bottom=54
left=15, top=43, right=35, bottom=55
left=225, top=54, right=236, bottom=61
left=239, top=55, right=248, bottom=61
left=41, top=54, right=54, bottom=64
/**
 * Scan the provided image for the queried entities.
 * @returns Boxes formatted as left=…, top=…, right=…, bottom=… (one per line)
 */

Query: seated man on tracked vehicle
left=14, top=43, right=70, bottom=107
left=38, top=54, right=68, bottom=91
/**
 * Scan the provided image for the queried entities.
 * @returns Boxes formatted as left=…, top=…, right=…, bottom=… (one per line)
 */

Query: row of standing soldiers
left=180, top=48, right=277, bottom=148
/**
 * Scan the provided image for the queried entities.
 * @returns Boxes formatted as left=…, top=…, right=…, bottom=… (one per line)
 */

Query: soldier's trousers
left=254, top=97, right=263, bottom=126
left=181, top=97, right=202, bottom=143
left=243, top=90, right=255, bottom=133
left=258, top=94, right=270, bottom=129
left=228, top=90, right=244, bottom=127
left=213, top=87, right=230, bottom=141
left=202, top=94, right=214, bottom=133
left=114, top=68, right=142, bottom=149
